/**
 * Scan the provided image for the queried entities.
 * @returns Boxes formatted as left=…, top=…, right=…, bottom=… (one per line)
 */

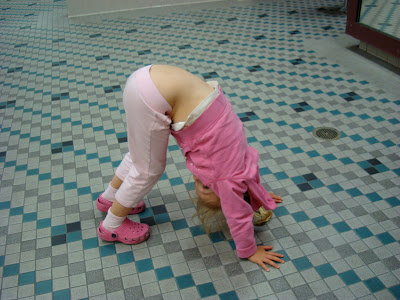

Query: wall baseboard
left=67, top=0, right=228, bottom=18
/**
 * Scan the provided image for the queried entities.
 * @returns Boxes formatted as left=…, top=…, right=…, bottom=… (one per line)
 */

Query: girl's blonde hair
left=187, top=183, right=227, bottom=234
left=187, top=181, right=252, bottom=234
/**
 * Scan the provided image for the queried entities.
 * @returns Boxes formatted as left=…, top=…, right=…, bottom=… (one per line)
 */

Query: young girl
left=96, top=65, right=285, bottom=271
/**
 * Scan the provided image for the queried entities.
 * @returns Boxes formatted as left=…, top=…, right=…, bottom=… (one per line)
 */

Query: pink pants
left=114, top=65, right=172, bottom=208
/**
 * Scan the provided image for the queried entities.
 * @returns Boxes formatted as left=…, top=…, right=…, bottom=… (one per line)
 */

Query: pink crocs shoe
left=97, top=218, right=150, bottom=245
left=96, top=193, right=145, bottom=215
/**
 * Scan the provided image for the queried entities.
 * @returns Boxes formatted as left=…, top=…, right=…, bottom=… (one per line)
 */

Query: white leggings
left=114, top=65, right=172, bottom=208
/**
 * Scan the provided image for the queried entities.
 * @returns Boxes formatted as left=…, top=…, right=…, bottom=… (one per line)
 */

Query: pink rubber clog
left=96, top=193, right=146, bottom=215
left=97, top=218, right=150, bottom=245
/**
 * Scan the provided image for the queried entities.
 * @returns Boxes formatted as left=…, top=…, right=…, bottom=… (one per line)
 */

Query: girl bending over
left=96, top=65, right=284, bottom=271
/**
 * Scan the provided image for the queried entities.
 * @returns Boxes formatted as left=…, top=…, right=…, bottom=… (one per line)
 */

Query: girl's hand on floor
left=270, top=192, right=283, bottom=203
left=248, top=245, right=285, bottom=272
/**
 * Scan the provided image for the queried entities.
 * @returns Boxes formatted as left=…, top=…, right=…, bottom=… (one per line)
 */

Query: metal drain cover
left=312, top=127, right=341, bottom=141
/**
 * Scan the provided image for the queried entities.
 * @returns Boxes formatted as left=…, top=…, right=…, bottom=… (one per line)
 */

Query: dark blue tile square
left=366, top=192, right=383, bottom=202
left=170, top=177, right=183, bottom=186
left=219, top=291, right=239, bottom=300
left=259, top=167, right=271, bottom=175
left=292, top=257, right=312, bottom=271
left=275, top=171, right=288, bottom=180
left=176, top=274, right=195, bottom=289
left=315, top=263, right=337, bottom=278
left=275, top=144, right=288, bottom=151
left=297, top=182, right=313, bottom=191
left=347, top=188, right=363, bottom=197
left=310, top=179, right=324, bottom=189
left=66, top=221, right=81, bottom=232
left=64, top=182, right=77, bottom=190
left=364, top=277, right=385, bottom=293
left=375, top=164, right=389, bottom=172
left=67, top=231, right=82, bottom=243
left=327, top=184, right=344, bottom=192
left=323, top=154, right=337, bottom=161
left=19, top=271, right=35, bottom=285
left=10, top=206, right=23, bottom=216
left=292, top=176, right=306, bottom=184
left=36, top=280, right=52, bottom=295
left=139, top=207, right=153, bottom=218
left=136, top=258, right=154, bottom=273
left=274, top=206, right=290, bottom=217
left=307, top=150, right=320, bottom=157
left=332, top=221, right=351, bottom=233
left=190, top=225, right=206, bottom=236
left=140, top=216, right=156, bottom=226
left=365, top=167, right=379, bottom=175
left=51, top=234, right=66, bottom=246
left=311, top=216, right=330, bottom=228
left=355, top=227, right=373, bottom=239
left=303, top=173, right=317, bottom=181
left=275, top=249, right=290, bottom=261
left=291, top=147, right=304, bottom=154
left=155, top=266, right=174, bottom=280
left=386, top=197, right=400, bottom=207
left=154, top=213, right=170, bottom=224
left=389, top=284, right=400, bottom=298
left=100, top=244, right=116, bottom=257
left=376, top=232, right=396, bottom=245
left=4, top=263, right=19, bottom=276
left=292, top=211, right=309, bottom=222
left=197, top=282, right=217, bottom=298
left=254, top=34, right=266, bottom=40
left=53, top=289, right=70, bottom=300
left=172, top=219, right=188, bottom=230
left=37, top=218, right=51, bottom=229
left=78, top=186, right=91, bottom=195
left=339, top=157, right=354, bottom=165
left=367, top=158, right=381, bottom=166
left=83, top=237, right=98, bottom=250
left=151, top=205, right=167, bottom=215
left=209, top=232, right=225, bottom=243
left=339, top=270, right=361, bottom=285
left=117, top=252, right=134, bottom=265
left=52, top=224, right=66, bottom=236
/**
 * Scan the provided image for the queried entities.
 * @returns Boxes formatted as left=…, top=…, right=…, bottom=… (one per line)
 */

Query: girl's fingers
left=258, top=262, right=270, bottom=272
left=263, top=259, right=280, bottom=269
left=268, top=252, right=285, bottom=258
left=270, top=194, right=283, bottom=203
left=269, top=256, right=285, bottom=263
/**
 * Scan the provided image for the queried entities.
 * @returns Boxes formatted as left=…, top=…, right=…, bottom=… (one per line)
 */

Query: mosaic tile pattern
left=1, top=0, right=400, bottom=299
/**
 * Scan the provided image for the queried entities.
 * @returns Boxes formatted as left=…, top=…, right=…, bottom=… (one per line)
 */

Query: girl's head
left=191, top=176, right=225, bottom=233
left=193, top=176, right=220, bottom=209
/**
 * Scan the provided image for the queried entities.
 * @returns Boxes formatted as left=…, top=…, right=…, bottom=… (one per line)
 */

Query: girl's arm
left=215, top=181, right=285, bottom=270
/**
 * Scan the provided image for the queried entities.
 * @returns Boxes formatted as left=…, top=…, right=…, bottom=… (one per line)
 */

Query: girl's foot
left=97, top=218, right=150, bottom=244
left=96, top=193, right=146, bottom=214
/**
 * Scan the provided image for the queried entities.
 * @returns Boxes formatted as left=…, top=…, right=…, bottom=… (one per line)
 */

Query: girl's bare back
left=149, top=65, right=214, bottom=124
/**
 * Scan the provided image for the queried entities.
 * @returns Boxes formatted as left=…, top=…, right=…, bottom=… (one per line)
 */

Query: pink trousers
left=114, top=65, right=172, bottom=208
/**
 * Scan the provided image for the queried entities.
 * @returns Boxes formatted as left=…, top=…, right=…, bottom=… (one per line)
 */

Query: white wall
left=67, top=0, right=222, bottom=18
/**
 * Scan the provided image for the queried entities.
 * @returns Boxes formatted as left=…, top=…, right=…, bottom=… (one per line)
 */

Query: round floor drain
left=312, top=127, right=341, bottom=141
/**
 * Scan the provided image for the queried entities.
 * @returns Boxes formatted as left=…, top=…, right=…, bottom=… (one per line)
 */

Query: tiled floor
left=359, top=0, right=400, bottom=39
left=1, top=0, right=400, bottom=299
